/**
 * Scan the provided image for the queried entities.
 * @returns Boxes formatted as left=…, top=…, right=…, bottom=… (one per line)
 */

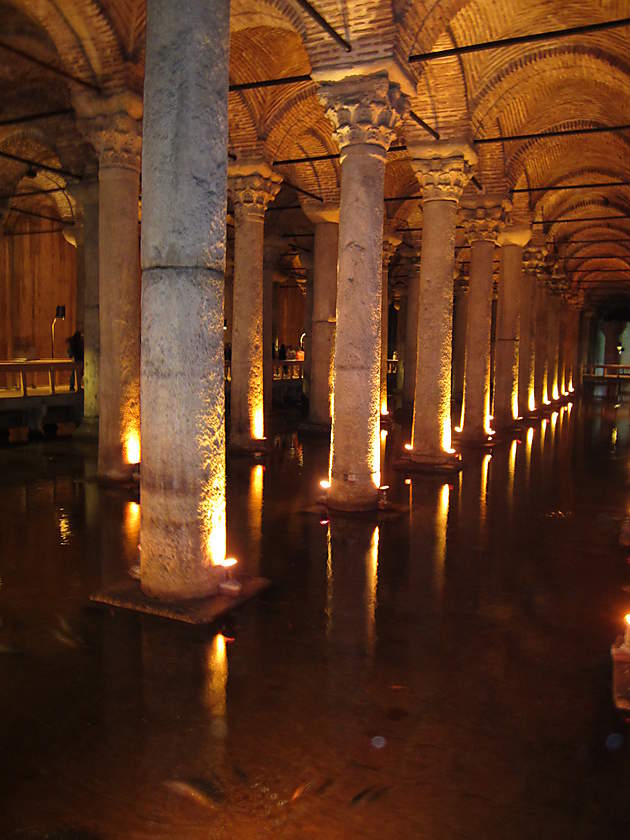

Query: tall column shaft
left=403, top=264, right=419, bottom=407
left=140, top=0, right=229, bottom=599
left=461, top=237, right=495, bottom=442
left=452, top=281, right=469, bottom=421
left=533, top=281, right=549, bottom=409
left=407, top=143, right=476, bottom=467
left=263, top=263, right=273, bottom=423
left=82, top=188, right=99, bottom=422
left=494, top=228, right=529, bottom=427
left=308, top=215, right=338, bottom=427
left=318, top=71, right=408, bottom=508
left=546, top=293, right=561, bottom=401
left=380, top=233, right=399, bottom=415
left=98, top=163, right=141, bottom=478
left=229, top=164, right=281, bottom=449
left=395, top=292, right=406, bottom=393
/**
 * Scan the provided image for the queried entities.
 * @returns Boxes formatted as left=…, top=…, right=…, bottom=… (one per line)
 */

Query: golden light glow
left=528, top=389, right=536, bottom=412
left=404, top=443, right=413, bottom=451
left=624, top=613, right=630, bottom=626
left=372, top=420, right=381, bottom=489
left=454, top=426, right=462, bottom=434
left=434, top=483, right=450, bottom=590
left=441, top=417, right=452, bottom=455
left=216, top=556, right=238, bottom=568
left=365, top=526, right=379, bottom=654
left=511, top=387, right=519, bottom=421
left=380, top=402, right=389, bottom=416
left=552, top=384, right=559, bottom=401
left=204, top=633, right=228, bottom=725
left=404, top=477, right=411, bottom=485
left=124, top=431, right=141, bottom=465
left=481, top=453, right=491, bottom=521
left=204, top=501, right=226, bottom=567
left=380, top=429, right=388, bottom=440
left=252, top=406, right=264, bottom=440
left=125, top=500, right=140, bottom=535
left=612, top=426, right=618, bottom=447
left=58, top=509, right=71, bottom=546
left=526, top=425, right=534, bottom=453
left=320, top=479, right=331, bottom=490
left=508, top=439, right=517, bottom=489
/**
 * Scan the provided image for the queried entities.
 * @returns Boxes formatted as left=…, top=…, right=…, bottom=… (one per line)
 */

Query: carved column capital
left=318, top=72, right=409, bottom=159
left=76, top=98, right=142, bottom=172
left=382, top=229, right=401, bottom=267
left=228, top=160, right=282, bottom=221
left=522, top=245, right=549, bottom=281
left=461, top=200, right=510, bottom=245
left=408, top=141, right=477, bottom=202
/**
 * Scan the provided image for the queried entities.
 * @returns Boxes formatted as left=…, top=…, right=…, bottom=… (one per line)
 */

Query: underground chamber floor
left=2, top=401, right=630, bottom=838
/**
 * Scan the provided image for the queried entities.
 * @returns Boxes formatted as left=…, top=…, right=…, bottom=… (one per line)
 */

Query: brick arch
left=231, top=0, right=308, bottom=39
left=9, top=0, right=124, bottom=85
left=534, top=168, right=630, bottom=225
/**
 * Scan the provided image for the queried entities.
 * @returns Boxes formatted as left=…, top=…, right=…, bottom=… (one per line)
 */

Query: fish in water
left=164, top=777, right=225, bottom=808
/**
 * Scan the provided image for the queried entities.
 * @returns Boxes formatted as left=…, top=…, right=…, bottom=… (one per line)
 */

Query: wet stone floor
left=2, top=401, right=630, bottom=839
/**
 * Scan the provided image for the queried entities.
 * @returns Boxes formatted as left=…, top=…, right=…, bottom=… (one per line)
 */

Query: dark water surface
left=2, top=401, right=630, bottom=839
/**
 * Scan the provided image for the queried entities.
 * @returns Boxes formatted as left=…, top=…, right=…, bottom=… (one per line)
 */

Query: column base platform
left=393, top=451, right=463, bottom=473
left=90, top=574, right=270, bottom=625
left=302, top=498, right=407, bottom=522
left=229, top=437, right=270, bottom=456
left=455, top=434, right=496, bottom=450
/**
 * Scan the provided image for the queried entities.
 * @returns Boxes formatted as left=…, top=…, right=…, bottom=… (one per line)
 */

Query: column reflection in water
left=248, top=464, right=264, bottom=577
left=507, top=439, right=517, bottom=514
left=204, top=632, right=228, bottom=740
left=327, top=519, right=379, bottom=659
left=123, top=500, right=141, bottom=566
left=434, top=482, right=450, bottom=601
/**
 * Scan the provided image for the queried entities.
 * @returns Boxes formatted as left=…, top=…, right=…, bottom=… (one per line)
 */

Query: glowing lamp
left=625, top=614, right=630, bottom=647
left=404, top=478, right=411, bottom=485
left=218, top=557, right=238, bottom=569
left=319, top=479, right=331, bottom=490
left=404, top=443, right=413, bottom=451
left=380, top=429, right=388, bottom=440
left=454, top=426, right=462, bottom=433
left=124, top=432, right=141, bottom=465
left=217, top=557, right=241, bottom=596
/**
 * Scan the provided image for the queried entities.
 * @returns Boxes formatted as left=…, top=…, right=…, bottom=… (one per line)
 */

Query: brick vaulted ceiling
left=0, top=0, right=629, bottom=309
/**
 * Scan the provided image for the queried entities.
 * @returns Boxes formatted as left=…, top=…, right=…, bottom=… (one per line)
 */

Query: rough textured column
left=544, top=285, right=561, bottom=402
left=381, top=232, right=400, bottom=416
left=520, top=247, right=545, bottom=414
left=533, top=277, right=550, bottom=410
left=403, top=258, right=420, bottom=407
left=228, top=162, right=281, bottom=450
left=318, top=71, right=408, bottom=509
left=452, top=272, right=469, bottom=426
left=70, top=180, right=100, bottom=427
left=494, top=226, right=530, bottom=428
left=407, top=142, right=476, bottom=467
left=394, top=289, right=406, bottom=393
left=76, top=97, right=142, bottom=480
left=460, top=201, right=505, bottom=445
left=139, top=0, right=229, bottom=599
left=303, top=205, right=339, bottom=428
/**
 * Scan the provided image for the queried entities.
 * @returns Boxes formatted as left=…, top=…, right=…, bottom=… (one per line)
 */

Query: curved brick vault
left=0, top=0, right=629, bottom=305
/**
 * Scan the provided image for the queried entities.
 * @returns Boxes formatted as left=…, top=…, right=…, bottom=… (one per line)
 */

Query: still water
left=1, top=401, right=630, bottom=838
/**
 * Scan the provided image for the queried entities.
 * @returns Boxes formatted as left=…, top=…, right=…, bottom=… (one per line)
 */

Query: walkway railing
left=0, top=359, right=82, bottom=398
left=582, top=364, right=630, bottom=381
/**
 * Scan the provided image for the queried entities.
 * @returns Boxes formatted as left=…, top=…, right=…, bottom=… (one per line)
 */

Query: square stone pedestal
left=90, top=575, right=270, bottom=625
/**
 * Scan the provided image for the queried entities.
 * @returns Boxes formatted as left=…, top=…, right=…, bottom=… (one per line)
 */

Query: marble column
left=318, top=71, right=408, bottom=509
left=228, top=162, right=281, bottom=449
left=140, top=0, right=229, bottom=599
left=520, top=247, right=545, bottom=414
left=303, top=205, right=339, bottom=428
left=77, top=100, right=142, bottom=480
left=381, top=232, right=400, bottom=416
left=460, top=201, right=505, bottom=445
left=403, top=257, right=420, bottom=408
left=533, top=276, right=550, bottom=410
left=545, top=285, right=562, bottom=402
left=394, top=289, right=406, bottom=394
left=494, top=226, right=530, bottom=428
left=452, top=271, right=469, bottom=428
left=407, top=142, right=476, bottom=467
left=70, top=180, right=100, bottom=428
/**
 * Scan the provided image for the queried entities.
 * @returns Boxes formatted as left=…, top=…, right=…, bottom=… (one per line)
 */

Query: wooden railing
left=582, top=364, right=630, bottom=380
left=273, top=360, right=303, bottom=380
left=0, top=359, right=82, bottom=397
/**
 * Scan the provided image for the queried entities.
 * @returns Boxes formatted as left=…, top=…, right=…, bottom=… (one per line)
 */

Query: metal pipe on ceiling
left=476, top=124, right=630, bottom=145
left=293, top=0, right=352, bottom=51
left=409, top=17, right=630, bottom=63
left=513, top=179, right=630, bottom=193
left=229, top=74, right=313, bottom=92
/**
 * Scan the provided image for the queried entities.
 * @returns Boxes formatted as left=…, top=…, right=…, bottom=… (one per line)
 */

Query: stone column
left=403, top=257, right=420, bottom=408
left=140, top=0, right=229, bottom=599
left=303, top=204, right=339, bottom=428
left=460, top=201, right=505, bottom=445
left=228, top=162, right=281, bottom=450
left=394, top=288, right=406, bottom=393
left=520, top=246, right=545, bottom=414
left=533, top=275, right=550, bottom=410
left=546, top=285, right=562, bottom=402
left=452, top=270, right=469, bottom=428
left=77, top=100, right=142, bottom=480
left=407, top=141, right=476, bottom=467
left=318, top=71, right=408, bottom=509
left=70, top=180, right=100, bottom=429
left=381, top=231, right=400, bottom=416
left=494, top=225, right=530, bottom=428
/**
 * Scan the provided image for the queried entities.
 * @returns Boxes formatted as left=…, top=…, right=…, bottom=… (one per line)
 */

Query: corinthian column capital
left=408, top=140, right=477, bottom=203
left=228, top=159, right=282, bottom=221
left=462, top=199, right=510, bottom=245
left=75, top=93, right=143, bottom=172
left=522, top=245, right=548, bottom=280
left=318, top=71, right=409, bottom=158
